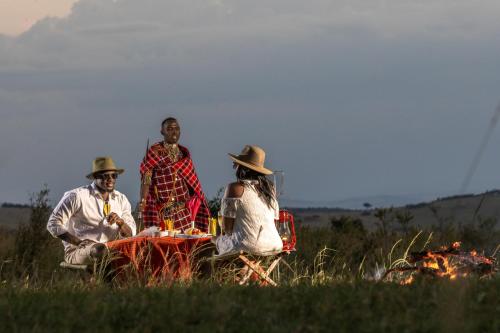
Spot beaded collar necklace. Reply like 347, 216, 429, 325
163, 142, 180, 162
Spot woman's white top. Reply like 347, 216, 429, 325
216, 180, 283, 256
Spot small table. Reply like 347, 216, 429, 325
106, 235, 213, 281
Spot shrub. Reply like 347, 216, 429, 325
207, 187, 224, 217
330, 215, 366, 235
14, 186, 56, 269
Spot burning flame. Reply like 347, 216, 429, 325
422, 253, 459, 280
401, 275, 414, 285
419, 242, 468, 280
390, 241, 496, 284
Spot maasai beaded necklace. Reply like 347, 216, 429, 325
163, 142, 180, 163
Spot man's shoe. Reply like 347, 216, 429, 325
89, 243, 107, 260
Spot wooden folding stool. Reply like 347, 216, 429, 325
236, 251, 287, 286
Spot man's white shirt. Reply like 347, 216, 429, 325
47, 182, 137, 252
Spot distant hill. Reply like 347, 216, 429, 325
0, 206, 30, 229
289, 190, 500, 230
279, 193, 440, 210
1, 203, 30, 209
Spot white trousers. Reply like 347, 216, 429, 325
64, 242, 100, 265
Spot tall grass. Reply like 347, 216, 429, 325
1, 192, 499, 289
0, 189, 499, 332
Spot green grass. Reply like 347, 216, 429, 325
1, 189, 499, 333
1, 279, 499, 333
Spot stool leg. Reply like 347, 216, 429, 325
265, 257, 282, 277
237, 257, 262, 285
238, 265, 254, 285
238, 255, 278, 287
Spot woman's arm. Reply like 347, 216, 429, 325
221, 217, 235, 235
221, 182, 244, 235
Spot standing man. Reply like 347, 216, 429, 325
47, 157, 136, 265
140, 117, 210, 232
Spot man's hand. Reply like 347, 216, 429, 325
107, 212, 124, 226
107, 212, 133, 238
78, 239, 97, 248
136, 199, 146, 221
138, 198, 147, 213
58, 232, 84, 246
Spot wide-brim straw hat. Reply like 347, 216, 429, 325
86, 156, 125, 179
228, 145, 273, 175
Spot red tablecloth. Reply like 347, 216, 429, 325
106, 236, 213, 281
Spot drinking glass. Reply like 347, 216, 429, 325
272, 170, 285, 199
217, 211, 224, 235
208, 218, 217, 235
165, 219, 174, 231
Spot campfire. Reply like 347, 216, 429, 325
383, 242, 497, 284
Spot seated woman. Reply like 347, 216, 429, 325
215, 145, 283, 256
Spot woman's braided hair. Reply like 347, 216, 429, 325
236, 166, 276, 209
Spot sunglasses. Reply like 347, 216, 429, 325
95, 173, 118, 180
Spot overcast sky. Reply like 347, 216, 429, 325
1, 0, 500, 207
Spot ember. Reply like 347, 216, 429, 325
383, 242, 497, 284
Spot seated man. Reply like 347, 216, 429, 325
47, 157, 136, 265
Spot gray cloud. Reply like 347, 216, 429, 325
1, 0, 500, 205
2, 0, 500, 70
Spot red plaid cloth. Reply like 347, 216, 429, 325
140, 143, 210, 231
107, 236, 213, 281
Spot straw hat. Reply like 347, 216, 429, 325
86, 156, 125, 179
228, 145, 273, 175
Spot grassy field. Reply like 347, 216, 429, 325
1, 190, 499, 333
1, 280, 499, 333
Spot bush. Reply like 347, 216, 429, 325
14, 186, 60, 274
330, 215, 366, 235
207, 187, 224, 217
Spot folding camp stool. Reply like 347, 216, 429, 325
59, 259, 113, 283
59, 261, 94, 282
59, 261, 89, 271
209, 250, 282, 286
236, 251, 290, 286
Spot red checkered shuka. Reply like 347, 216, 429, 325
140, 143, 210, 231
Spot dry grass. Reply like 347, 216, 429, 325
0, 188, 499, 332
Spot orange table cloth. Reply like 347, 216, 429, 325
106, 236, 213, 281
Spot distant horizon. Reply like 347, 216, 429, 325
3, 186, 499, 211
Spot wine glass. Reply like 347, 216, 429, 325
272, 170, 285, 199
